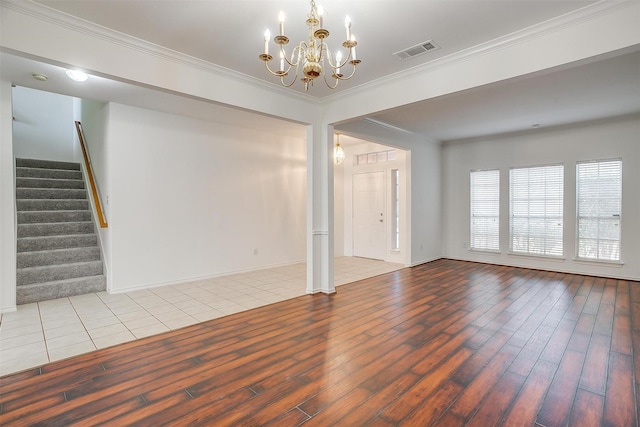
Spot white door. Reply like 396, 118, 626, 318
353, 171, 386, 260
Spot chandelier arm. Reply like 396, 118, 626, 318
320, 55, 340, 89
280, 73, 298, 88
283, 60, 303, 87
282, 44, 304, 68
322, 70, 341, 89
337, 49, 354, 69
274, 48, 295, 76
263, 60, 299, 87
335, 62, 359, 80
324, 45, 352, 70
263, 60, 286, 77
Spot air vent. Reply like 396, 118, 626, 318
393, 40, 440, 61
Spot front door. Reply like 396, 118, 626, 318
353, 171, 385, 260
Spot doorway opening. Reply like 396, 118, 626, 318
333, 136, 409, 266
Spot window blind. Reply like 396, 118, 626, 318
509, 164, 564, 257
577, 159, 622, 261
470, 169, 500, 252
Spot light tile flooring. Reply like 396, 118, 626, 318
0, 257, 403, 377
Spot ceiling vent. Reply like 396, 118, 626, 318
393, 40, 440, 60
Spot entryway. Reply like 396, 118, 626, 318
333, 135, 409, 266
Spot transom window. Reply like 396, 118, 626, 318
356, 150, 396, 165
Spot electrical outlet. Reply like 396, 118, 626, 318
253, 248, 258, 255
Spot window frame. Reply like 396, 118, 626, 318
391, 169, 400, 251
509, 163, 564, 258
575, 158, 622, 263
470, 168, 500, 253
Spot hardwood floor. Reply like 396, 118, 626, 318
1, 259, 638, 426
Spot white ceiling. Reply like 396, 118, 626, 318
3, 0, 640, 143
34, 0, 600, 98
369, 49, 640, 141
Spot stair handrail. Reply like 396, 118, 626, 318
74, 121, 108, 228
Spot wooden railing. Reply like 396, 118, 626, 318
74, 121, 108, 228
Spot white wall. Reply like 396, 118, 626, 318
105, 103, 307, 292
407, 140, 441, 266
78, 99, 111, 284
442, 115, 640, 281
333, 156, 344, 257
12, 86, 75, 162
0, 80, 16, 312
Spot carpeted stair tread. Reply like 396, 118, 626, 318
17, 246, 101, 268
15, 158, 106, 304
18, 221, 95, 238
16, 177, 85, 189
17, 260, 104, 286
16, 158, 81, 170
17, 275, 106, 305
17, 188, 87, 199
17, 199, 89, 211
16, 167, 83, 180
18, 234, 98, 252
18, 210, 92, 224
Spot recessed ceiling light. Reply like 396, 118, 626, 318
66, 69, 88, 82
32, 73, 48, 82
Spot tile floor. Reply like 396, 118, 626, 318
0, 257, 403, 377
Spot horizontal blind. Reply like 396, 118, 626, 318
510, 164, 564, 256
577, 159, 622, 261
470, 169, 500, 252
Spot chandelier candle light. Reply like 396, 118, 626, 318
259, 0, 361, 91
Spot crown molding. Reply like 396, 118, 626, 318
0, 0, 319, 105
323, 0, 638, 105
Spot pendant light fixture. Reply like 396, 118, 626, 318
260, 0, 361, 92
334, 134, 345, 165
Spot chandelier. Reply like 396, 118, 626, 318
259, 0, 361, 91
334, 134, 345, 165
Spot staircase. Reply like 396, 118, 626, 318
16, 158, 106, 305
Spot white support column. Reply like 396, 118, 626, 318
0, 80, 17, 312
306, 123, 335, 294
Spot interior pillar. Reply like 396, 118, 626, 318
306, 123, 335, 294
0, 80, 17, 312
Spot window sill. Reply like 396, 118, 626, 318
507, 252, 565, 262
468, 249, 501, 255
573, 258, 624, 267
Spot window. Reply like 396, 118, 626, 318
576, 159, 622, 262
470, 169, 500, 252
510, 164, 564, 257
391, 169, 400, 250
356, 150, 396, 165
